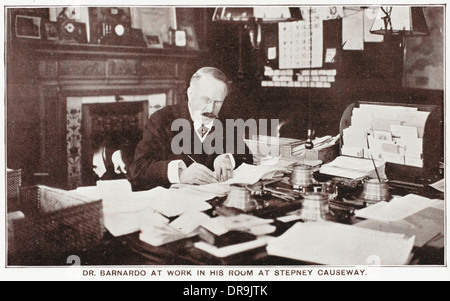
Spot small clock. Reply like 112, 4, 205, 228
98, 7, 132, 45
57, 7, 87, 44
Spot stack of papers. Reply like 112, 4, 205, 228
341, 103, 429, 167
266, 221, 415, 265
319, 155, 386, 180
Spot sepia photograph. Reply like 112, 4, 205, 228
1, 0, 448, 285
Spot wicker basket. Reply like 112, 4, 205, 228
9, 185, 104, 257
7, 168, 22, 200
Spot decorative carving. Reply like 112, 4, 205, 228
38, 60, 58, 79
66, 98, 83, 189
107, 59, 137, 77
58, 60, 106, 77
138, 59, 176, 77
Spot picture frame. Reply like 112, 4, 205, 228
144, 34, 163, 49
59, 20, 88, 44
15, 15, 42, 39
179, 25, 199, 50
44, 21, 58, 41
130, 7, 176, 45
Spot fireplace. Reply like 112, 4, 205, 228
24, 42, 200, 189
66, 94, 167, 187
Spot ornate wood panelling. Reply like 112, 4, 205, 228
9, 40, 201, 189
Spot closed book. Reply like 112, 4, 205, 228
198, 227, 257, 248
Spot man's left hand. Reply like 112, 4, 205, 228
214, 155, 233, 182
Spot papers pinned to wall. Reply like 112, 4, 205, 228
342, 8, 364, 50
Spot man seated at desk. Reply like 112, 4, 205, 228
129, 67, 253, 191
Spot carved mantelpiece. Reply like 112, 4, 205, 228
9, 40, 201, 189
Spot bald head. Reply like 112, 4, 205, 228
189, 67, 230, 96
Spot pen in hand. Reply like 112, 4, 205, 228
187, 155, 219, 182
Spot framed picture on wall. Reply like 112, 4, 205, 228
8, 8, 49, 40
15, 15, 42, 39
130, 7, 176, 45
44, 21, 58, 40
144, 34, 163, 48
179, 25, 198, 50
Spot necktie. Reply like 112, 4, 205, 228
198, 124, 208, 138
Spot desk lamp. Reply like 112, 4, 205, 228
369, 6, 429, 48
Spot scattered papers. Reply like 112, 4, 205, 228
355, 194, 443, 222
201, 214, 275, 237
139, 211, 197, 247
169, 210, 211, 235
319, 155, 386, 180
94, 179, 216, 237
266, 221, 415, 265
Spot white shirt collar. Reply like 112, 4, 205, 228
188, 102, 214, 141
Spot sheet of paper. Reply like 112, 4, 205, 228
202, 214, 274, 236
355, 194, 443, 222
325, 48, 336, 63
342, 10, 364, 50
390, 124, 418, 140
319, 156, 385, 180
139, 211, 196, 247
266, 221, 415, 265
356, 205, 444, 247
70, 185, 102, 201
222, 163, 287, 185
430, 178, 445, 193
132, 186, 213, 217
169, 210, 211, 235
363, 7, 384, 42
95, 180, 157, 236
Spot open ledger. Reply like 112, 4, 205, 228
266, 221, 415, 265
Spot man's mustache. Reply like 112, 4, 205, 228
202, 112, 218, 119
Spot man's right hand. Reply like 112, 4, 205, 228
179, 162, 218, 185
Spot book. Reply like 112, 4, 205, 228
198, 227, 257, 248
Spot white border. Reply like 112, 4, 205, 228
1, 0, 449, 282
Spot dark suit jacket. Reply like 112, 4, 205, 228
129, 101, 253, 191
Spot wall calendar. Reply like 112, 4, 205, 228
278, 8, 323, 69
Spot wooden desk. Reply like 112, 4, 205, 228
8, 182, 444, 266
